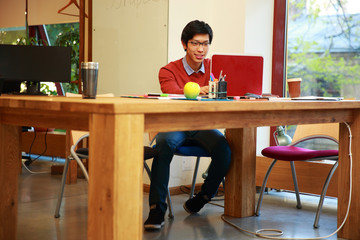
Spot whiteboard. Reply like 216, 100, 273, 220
93, 0, 168, 96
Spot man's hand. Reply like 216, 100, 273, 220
200, 86, 209, 95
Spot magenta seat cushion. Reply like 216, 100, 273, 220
261, 146, 338, 161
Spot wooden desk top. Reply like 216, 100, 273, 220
0, 95, 359, 114
0, 96, 359, 132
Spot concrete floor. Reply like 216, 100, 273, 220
17, 160, 346, 240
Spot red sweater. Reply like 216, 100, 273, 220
159, 58, 211, 94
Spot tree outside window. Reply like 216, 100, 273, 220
287, 0, 360, 98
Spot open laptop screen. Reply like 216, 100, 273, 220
210, 54, 264, 96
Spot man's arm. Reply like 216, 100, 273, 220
159, 68, 184, 94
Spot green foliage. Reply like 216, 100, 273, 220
287, 0, 360, 98
0, 28, 26, 44
16, 37, 48, 46
40, 83, 57, 96
287, 50, 359, 96
47, 23, 80, 94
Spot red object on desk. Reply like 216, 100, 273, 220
211, 54, 264, 96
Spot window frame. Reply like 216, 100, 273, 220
270, 0, 288, 146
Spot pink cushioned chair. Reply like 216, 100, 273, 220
255, 123, 339, 228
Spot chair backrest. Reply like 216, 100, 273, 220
71, 130, 89, 145
148, 132, 158, 146
291, 123, 339, 143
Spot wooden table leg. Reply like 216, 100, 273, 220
224, 127, 257, 217
0, 124, 21, 240
87, 113, 144, 240
338, 117, 360, 239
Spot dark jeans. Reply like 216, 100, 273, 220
149, 130, 231, 213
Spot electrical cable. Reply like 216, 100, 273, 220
21, 159, 50, 174
219, 122, 353, 240
26, 128, 49, 164
22, 128, 50, 174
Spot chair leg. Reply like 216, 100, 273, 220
144, 161, 152, 178
290, 161, 302, 209
313, 161, 338, 228
70, 150, 89, 181
189, 157, 201, 199
255, 159, 277, 216
166, 190, 174, 219
144, 161, 174, 219
54, 156, 71, 218
221, 178, 225, 190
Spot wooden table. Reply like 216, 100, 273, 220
0, 96, 359, 240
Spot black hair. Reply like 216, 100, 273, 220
181, 20, 213, 46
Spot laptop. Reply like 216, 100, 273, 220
210, 53, 264, 96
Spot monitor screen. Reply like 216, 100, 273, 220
0, 44, 71, 94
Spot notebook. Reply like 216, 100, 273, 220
210, 53, 264, 96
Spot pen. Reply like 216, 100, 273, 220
210, 73, 215, 81
222, 75, 226, 81
147, 93, 169, 97
219, 70, 223, 81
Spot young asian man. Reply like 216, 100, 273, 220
144, 20, 231, 231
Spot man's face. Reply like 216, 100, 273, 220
182, 34, 210, 67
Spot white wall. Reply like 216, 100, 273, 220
93, 0, 168, 96
245, 0, 274, 155
168, 0, 246, 62
0, 0, 80, 28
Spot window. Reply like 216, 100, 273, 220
271, 0, 359, 146
0, 23, 79, 94
0, 27, 26, 44
46, 23, 80, 93
287, 0, 360, 98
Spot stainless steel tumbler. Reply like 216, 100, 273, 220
81, 62, 99, 99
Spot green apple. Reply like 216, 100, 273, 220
184, 82, 200, 99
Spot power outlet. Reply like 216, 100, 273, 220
182, 159, 193, 171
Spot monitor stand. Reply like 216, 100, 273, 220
21, 82, 47, 95
0, 80, 21, 95
0, 80, 47, 96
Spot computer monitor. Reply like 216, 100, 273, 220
211, 53, 264, 96
0, 44, 71, 95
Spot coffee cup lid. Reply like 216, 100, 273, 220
287, 78, 302, 82
81, 62, 99, 69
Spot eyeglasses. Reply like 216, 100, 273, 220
189, 41, 210, 48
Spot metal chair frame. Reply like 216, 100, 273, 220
54, 134, 175, 219
55, 133, 89, 218
256, 133, 338, 228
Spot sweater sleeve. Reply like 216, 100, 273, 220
158, 67, 184, 94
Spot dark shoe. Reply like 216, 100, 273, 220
183, 192, 210, 214
144, 205, 165, 231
